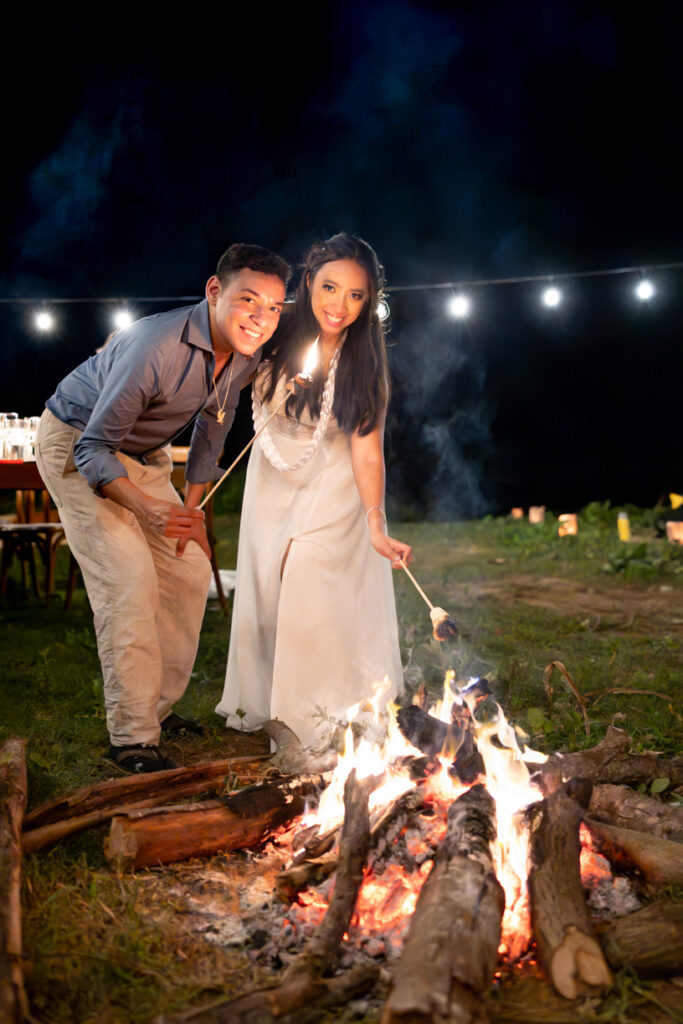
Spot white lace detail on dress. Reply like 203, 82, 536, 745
253, 346, 343, 472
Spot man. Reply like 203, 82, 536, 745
35, 244, 290, 773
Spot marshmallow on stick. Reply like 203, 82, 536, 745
400, 562, 458, 642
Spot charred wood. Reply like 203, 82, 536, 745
585, 817, 683, 886
382, 784, 505, 1024
178, 771, 376, 1024
588, 784, 683, 842
527, 778, 613, 1000
23, 755, 267, 832
532, 724, 683, 795
396, 705, 485, 783
0, 738, 29, 1024
163, 963, 379, 1024
598, 899, 683, 976
105, 787, 305, 870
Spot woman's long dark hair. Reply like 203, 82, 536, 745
262, 233, 389, 435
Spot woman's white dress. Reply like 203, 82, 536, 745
215, 370, 403, 751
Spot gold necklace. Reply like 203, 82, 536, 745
213, 354, 235, 425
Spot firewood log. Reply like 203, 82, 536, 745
396, 705, 485, 783
263, 720, 337, 775
598, 899, 683, 976
588, 784, 683, 842
527, 778, 613, 1000
382, 784, 505, 1024
532, 724, 683, 794
172, 770, 378, 1024
1, 738, 29, 1024
585, 817, 683, 886
104, 786, 305, 870
23, 754, 267, 832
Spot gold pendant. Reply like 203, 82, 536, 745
217, 410, 225, 425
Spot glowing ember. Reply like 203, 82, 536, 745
353, 862, 430, 942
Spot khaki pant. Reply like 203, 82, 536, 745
35, 409, 212, 746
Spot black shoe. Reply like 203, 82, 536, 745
160, 712, 205, 736
108, 743, 180, 774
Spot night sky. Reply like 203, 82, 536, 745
2, 2, 681, 516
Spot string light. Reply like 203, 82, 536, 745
447, 295, 471, 319
34, 311, 55, 332
377, 299, 390, 321
113, 310, 134, 329
541, 286, 562, 308
635, 279, 655, 301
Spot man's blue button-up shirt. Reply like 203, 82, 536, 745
46, 299, 257, 490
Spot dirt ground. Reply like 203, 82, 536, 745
451, 575, 683, 638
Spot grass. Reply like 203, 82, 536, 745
1, 504, 682, 1022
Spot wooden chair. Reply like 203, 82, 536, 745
0, 483, 78, 608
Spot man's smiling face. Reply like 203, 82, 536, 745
206, 268, 285, 358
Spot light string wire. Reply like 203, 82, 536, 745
1, 260, 682, 304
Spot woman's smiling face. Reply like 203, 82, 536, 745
308, 258, 369, 341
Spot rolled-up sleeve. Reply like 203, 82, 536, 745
74, 342, 164, 489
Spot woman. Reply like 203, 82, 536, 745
216, 233, 411, 751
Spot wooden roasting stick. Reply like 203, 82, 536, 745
0, 738, 30, 1024
172, 770, 379, 1024
198, 364, 316, 512
527, 777, 613, 1000
382, 784, 504, 1024
399, 562, 458, 641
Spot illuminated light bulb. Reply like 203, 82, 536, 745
34, 311, 55, 332
541, 286, 562, 308
376, 299, 390, 321
113, 310, 134, 329
447, 294, 471, 319
635, 279, 654, 301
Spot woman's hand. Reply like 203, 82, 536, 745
368, 522, 412, 567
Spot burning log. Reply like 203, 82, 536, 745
105, 783, 306, 870
1, 738, 29, 1024
23, 754, 267, 833
598, 898, 683, 976
382, 784, 505, 1024
277, 787, 426, 902
584, 817, 683, 886
177, 770, 378, 1024
527, 778, 613, 1000
589, 784, 683, 842
533, 723, 683, 794
396, 702, 485, 784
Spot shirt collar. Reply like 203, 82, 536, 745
185, 299, 252, 374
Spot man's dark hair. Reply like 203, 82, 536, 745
216, 244, 291, 288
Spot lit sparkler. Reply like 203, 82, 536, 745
199, 338, 319, 509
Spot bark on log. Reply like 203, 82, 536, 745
23, 755, 267, 832
585, 817, 683, 886
527, 778, 613, 1000
598, 899, 683, 976
162, 963, 378, 1024
1, 738, 29, 1024
382, 784, 505, 1024
532, 724, 683, 795
589, 784, 683, 842
176, 770, 377, 1024
105, 786, 305, 870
